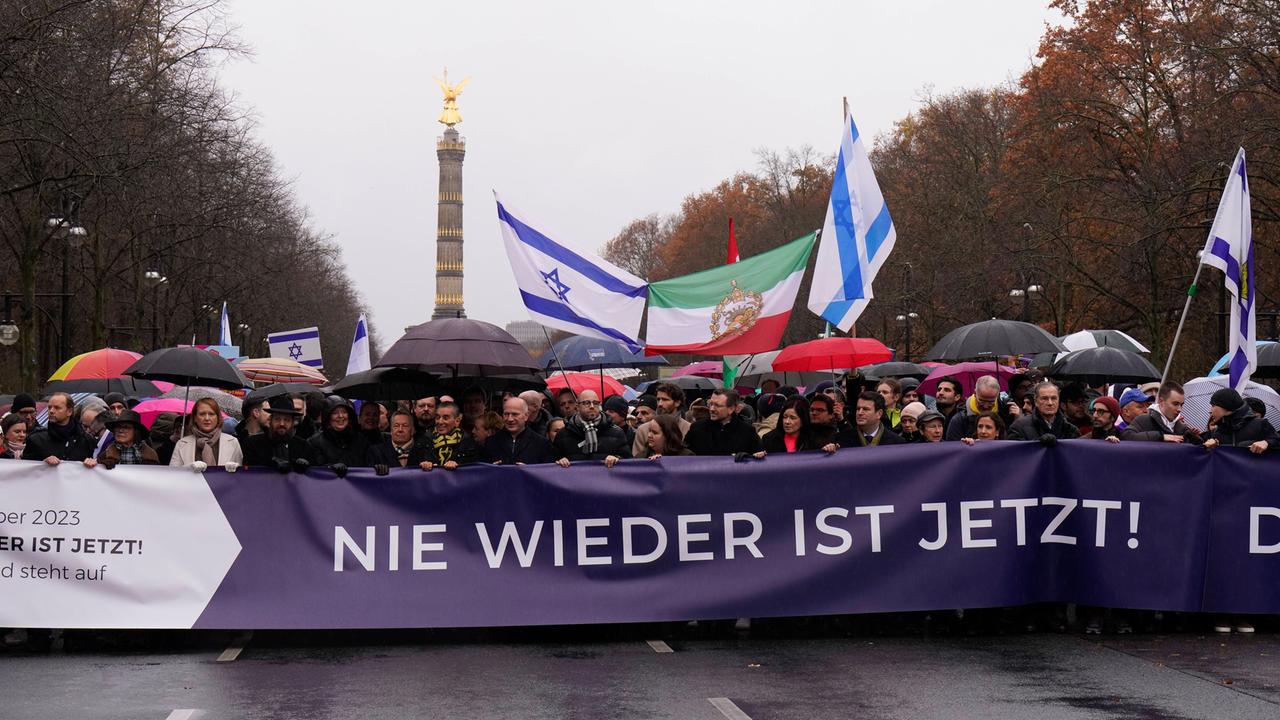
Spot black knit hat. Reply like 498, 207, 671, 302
601, 395, 629, 417
11, 393, 35, 413
1210, 387, 1245, 411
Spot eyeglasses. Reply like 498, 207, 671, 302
1090, 408, 1111, 416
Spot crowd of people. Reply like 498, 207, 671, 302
2, 367, 1277, 642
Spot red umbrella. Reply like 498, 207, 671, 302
916, 362, 1021, 397
772, 337, 893, 372
545, 371, 626, 398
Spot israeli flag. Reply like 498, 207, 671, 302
1201, 148, 1255, 390
495, 193, 648, 351
218, 302, 232, 346
807, 111, 896, 332
268, 326, 323, 368
345, 313, 371, 376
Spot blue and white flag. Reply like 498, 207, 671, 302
1201, 147, 1255, 390
495, 193, 648, 351
268, 326, 323, 368
218, 302, 232, 346
345, 313, 371, 376
807, 111, 896, 332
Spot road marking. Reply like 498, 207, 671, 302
216, 631, 253, 662
708, 697, 752, 720
165, 710, 202, 720
646, 639, 674, 653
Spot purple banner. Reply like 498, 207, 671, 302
192, 442, 1277, 629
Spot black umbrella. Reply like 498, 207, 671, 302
43, 377, 165, 398
925, 319, 1067, 360
246, 382, 328, 404
858, 361, 933, 380
540, 336, 666, 371
330, 368, 441, 401
1048, 347, 1161, 385
376, 318, 540, 377
124, 347, 247, 390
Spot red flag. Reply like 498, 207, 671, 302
727, 217, 740, 264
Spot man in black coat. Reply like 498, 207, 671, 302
421, 401, 481, 469
483, 396, 555, 465
1122, 381, 1199, 444
1203, 388, 1278, 453
1006, 382, 1081, 441
367, 410, 431, 471
829, 391, 905, 449
307, 399, 371, 472
22, 392, 96, 463
553, 390, 631, 467
242, 395, 312, 471
685, 389, 764, 456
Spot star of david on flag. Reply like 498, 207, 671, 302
496, 193, 648, 351
267, 327, 324, 368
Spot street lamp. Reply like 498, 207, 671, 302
1009, 283, 1042, 321
45, 212, 87, 365
896, 311, 920, 361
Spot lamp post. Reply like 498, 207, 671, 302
237, 323, 250, 352
45, 212, 86, 365
144, 269, 166, 349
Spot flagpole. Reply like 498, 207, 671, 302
1161, 257, 1208, 385
540, 326, 578, 402
841, 96, 857, 339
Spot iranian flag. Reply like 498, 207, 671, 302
644, 233, 815, 356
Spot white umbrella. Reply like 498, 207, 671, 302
1060, 329, 1150, 353
1181, 375, 1280, 432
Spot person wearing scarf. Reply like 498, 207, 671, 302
172, 397, 245, 470
827, 391, 905, 451
1, 413, 27, 459
1006, 382, 1081, 441
22, 392, 96, 464
98, 410, 160, 467
553, 390, 631, 467
419, 401, 479, 470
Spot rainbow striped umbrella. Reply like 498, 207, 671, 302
235, 357, 328, 386
48, 348, 142, 382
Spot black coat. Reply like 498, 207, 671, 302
307, 428, 372, 467
366, 439, 431, 468
684, 415, 764, 456
482, 429, 555, 465
833, 425, 905, 448
241, 433, 311, 466
1121, 409, 1196, 442
552, 417, 632, 461
22, 423, 96, 462
1007, 412, 1081, 441
1205, 407, 1279, 449
761, 427, 830, 453
421, 431, 482, 466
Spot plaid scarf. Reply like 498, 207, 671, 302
113, 443, 143, 465
568, 413, 605, 454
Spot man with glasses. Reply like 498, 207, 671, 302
553, 390, 630, 467
685, 389, 764, 457
806, 395, 841, 445
945, 375, 1014, 441
1085, 395, 1122, 442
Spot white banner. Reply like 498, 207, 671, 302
0, 462, 240, 629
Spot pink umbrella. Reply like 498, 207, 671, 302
672, 360, 723, 379
132, 398, 226, 429
916, 363, 1021, 397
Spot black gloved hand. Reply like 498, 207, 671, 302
1038, 433, 1058, 447
374, 463, 390, 477
273, 457, 291, 474
331, 463, 348, 479
293, 458, 311, 473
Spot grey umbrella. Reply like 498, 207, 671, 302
160, 386, 244, 420
331, 368, 441, 401
926, 319, 1067, 360
376, 318, 540, 378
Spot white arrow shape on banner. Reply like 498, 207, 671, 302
0, 461, 241, 629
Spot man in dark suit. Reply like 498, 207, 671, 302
483, 396, 554, 465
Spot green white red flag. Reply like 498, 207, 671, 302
644, 233, 815, 356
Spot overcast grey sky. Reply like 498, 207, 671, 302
221, 1, 1063, 349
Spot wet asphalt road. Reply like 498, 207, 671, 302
3, 629, 1280, 719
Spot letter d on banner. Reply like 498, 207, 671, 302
1250, 507, 1280, 554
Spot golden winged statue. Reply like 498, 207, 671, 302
434, 68, 471, 127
